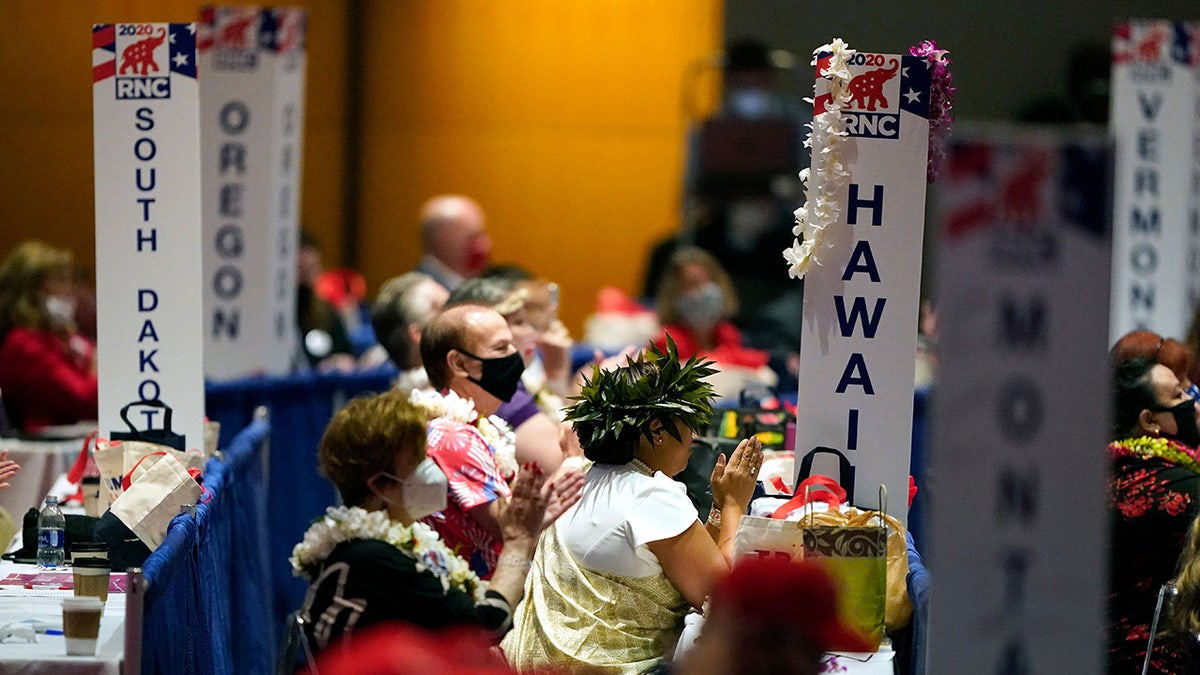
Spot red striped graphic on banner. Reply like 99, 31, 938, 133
93, 60, 116, 82
93, 24, 116, 83
92, 24, 114, 49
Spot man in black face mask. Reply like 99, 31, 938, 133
432, 304, 525, 410
418, 304, 583, 580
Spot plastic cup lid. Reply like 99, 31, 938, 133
72, 542, 109, 552
62, 596, 103, 610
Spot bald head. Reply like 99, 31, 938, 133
418, 195, 492, 279
421, 304, 513, 392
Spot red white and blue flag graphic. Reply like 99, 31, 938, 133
813, 52, 931, 139
92, 23, 196, 97
260, 8, 306, 54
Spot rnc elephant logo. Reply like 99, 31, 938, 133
114, 24, 172, 99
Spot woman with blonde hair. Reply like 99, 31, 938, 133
0, 241, 97, 432
1165, 516, 1200, 672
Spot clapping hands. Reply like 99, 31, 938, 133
499, 462, 585, 545
0, 450, 19, 491
710, 436, 762, 512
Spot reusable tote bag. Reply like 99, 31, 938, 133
801, 487, 889, 651
108, 452, 202, 550
109, 399, 186, 451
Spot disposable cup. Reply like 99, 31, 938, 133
62, 596, 103, 656
81, 476, 103, 517
73, 557, 112, 603
71, 541, 109, 563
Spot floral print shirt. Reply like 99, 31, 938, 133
421, 417, 511, 579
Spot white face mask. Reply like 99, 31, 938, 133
380, 458, 447, 520
43, 295, 76, 325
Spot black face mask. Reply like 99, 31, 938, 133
1156, 399, 1200, 449
459, 349, 524, 402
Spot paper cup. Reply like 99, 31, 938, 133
82, 476, 103, 517
62, 596, 103, 656
73, 558, 112, 603
71, 541, 109, 563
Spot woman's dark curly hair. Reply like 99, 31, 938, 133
565, 336, 717, 464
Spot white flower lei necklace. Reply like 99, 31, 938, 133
290, 505, 485, 601
409, 388, 518, 478
784, 38, 855, 280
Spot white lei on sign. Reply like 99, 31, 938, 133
784, 38, 856, 280
290, 506, 485, 601
409, 388, 519, 478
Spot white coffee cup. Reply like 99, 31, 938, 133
62, 596, 103, 656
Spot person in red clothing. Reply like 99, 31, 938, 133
652, 247, 775, 396
0, 241, 98, 433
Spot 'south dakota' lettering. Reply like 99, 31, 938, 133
135, 288, 162, 426
132, 107, 162, 427
133, 107, 159, 253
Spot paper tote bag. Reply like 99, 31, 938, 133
109, 452, 202, 550
802, 522, 887, 651
93, 440, 127, 505
119, 442, 194, 487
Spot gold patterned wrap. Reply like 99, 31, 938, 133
501, 523, 689, 673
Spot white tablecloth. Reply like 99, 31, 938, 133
0, 560, 124, 675
0, 436, 87, 521
675, 610, 896, 674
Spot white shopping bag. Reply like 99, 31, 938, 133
93, 439, 126, 506
109, 452, 202, 550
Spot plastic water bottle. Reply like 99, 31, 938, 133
36, 496, 66, 569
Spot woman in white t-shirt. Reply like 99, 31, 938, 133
501, 337, 762, 673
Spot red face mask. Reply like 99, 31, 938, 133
465, 237, 491, 276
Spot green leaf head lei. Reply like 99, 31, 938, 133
564, 335, 718, 464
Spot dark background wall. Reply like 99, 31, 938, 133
725, 1, 1198, 122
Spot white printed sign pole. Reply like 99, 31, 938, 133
93, 23, 205, 449
199, 5, 306, 378
199, 5, 273, 379
929, 129, 1110, 674
265, 7, 306, 372
789, 44, 931, 523
1109, 20, 1198, 340
1189, 22, 1200, 330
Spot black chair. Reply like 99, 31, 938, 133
1143, 581, 1179, 675
276, 610, 320, 675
